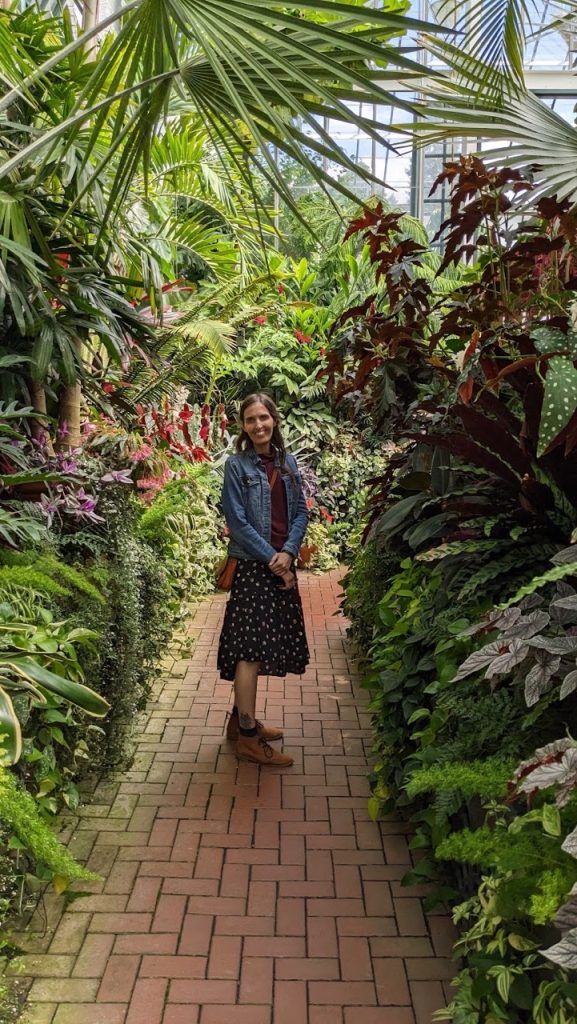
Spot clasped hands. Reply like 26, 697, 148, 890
268, 551, 295, 589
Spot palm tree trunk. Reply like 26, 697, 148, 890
54, 2, 99, 451
30, 381, 55, 456
82, 1, 99, 33
56, 338, 83, 450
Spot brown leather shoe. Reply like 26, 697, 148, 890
226, 714, 283, 743
236, 735, 293, 767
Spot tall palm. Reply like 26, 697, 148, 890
409, 0, 577, 204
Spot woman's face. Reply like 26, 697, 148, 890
242, 401, 276, 449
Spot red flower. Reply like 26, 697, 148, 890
254, 315, 267, 325
277, 283, 284, 294
319, 506, 334, 524
102, 382, 115, 394
199, 424, 210, 442
294, 330, 312, 344
319, 346, 326, 356
306, 497, 315, 510
179, 404, 193, 422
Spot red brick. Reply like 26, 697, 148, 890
339, 937, 372, 981
274, 980, 307, 1024
214, 916, 274, 937
226, 849, 277, 865
127, 876, 162, 912
280, 835, 305, 865
126, 978, 168, 1024
248, 940, 296, 963
306, 850, 333, 882
309, 981, 377, 1005
194, 848, 224, 879
178, 916, 214, 956
343, 1011, 414, 1024
201, 1009, 271, 1024
219, 863, 249, 898
362, 880, 393, 917
338, 917, 397, 938
307, 918, 338, 958
207, 935, 241, 980
163, 1007, 200, 1024
410, 980, 446, 1023
309, 1010, 344, 1024
308, 899, 364, 917
405, 958, 456, 981
276, 898, 305, 936
251, 865, 303, 882
115, 934, 178, 955
152, 895, 187, 933
276, 958, 339, 980
140, 956, 206, 978
334, 865, 362, 899
97, 955, 139, 1002
394, 898, 428, 936
370, 938, 433, 958
374, 959, 411, 1005
239, 956, 273, 1003
248, 881, 276, 917
186, 896, 245, 916
169, 980, 236, 1003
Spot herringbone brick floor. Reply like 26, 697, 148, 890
11, 570, 456, 1024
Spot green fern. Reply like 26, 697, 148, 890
0, 767, 99, 883
406, 757, 515, 802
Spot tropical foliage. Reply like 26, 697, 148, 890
340, 157, 577, 1021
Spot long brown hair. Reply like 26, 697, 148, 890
236, 393, 295, 485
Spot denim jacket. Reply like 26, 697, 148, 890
222, 449, 309, 564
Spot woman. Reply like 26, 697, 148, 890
218, 393, 310, 766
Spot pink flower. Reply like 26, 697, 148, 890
128, 443, 154, 462
254, 315, 267, 325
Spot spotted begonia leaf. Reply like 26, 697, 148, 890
532, 327, 577, 357
538, 356, 577, 457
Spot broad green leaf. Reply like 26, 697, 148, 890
0, 689, 22, 766
4, 658, 109, 718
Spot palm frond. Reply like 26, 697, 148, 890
406, 40, 577, 205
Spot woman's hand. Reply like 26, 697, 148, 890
278, 570, 296, 590
269, 552, 293, 576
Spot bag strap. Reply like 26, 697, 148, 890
269, 467, 279, 491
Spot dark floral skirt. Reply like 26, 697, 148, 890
217, 560, 310, 681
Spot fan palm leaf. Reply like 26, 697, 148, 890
407, 37, 577, 205
0, 0, 445, 223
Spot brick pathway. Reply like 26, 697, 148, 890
12, 569, 456, 1024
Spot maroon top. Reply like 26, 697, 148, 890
260, 452, 288, 551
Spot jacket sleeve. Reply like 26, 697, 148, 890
282, 457, 309, 559
221, 457, 277, 564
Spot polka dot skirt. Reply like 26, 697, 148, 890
217, 560, 310, 681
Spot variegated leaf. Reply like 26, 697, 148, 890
542, 927, 577, 969
524, 654, 560, 707
560, 670, 577, 701
561, 826, 577, 859
485, 639, 530, 680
